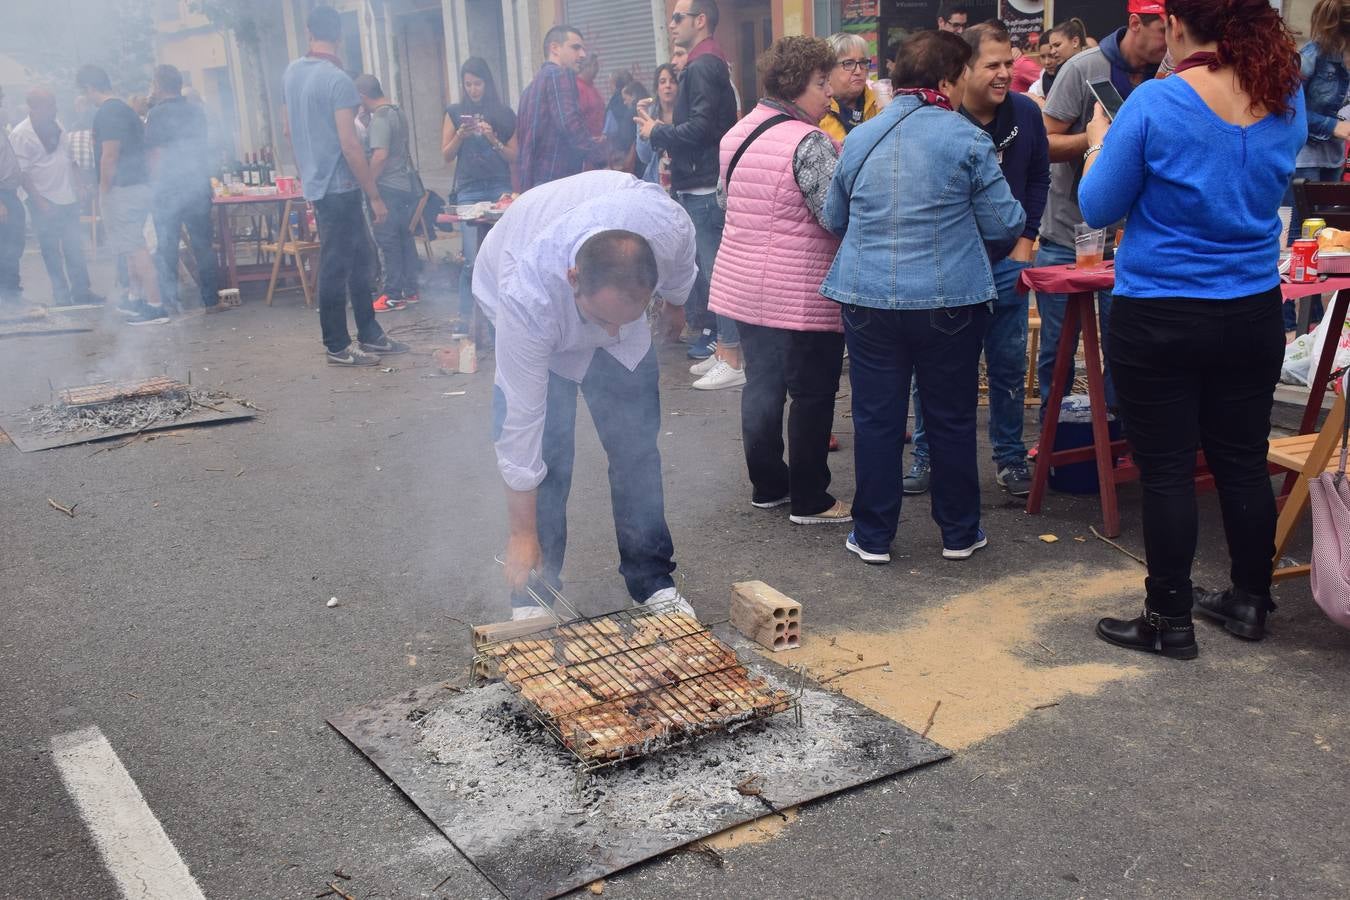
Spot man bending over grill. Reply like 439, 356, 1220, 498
475, 170, 696, 620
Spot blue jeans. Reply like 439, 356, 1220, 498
0, 189, 25, 301
844, 302, 989, 553
913, 257, 1030, 469
1035, 239, 1114, 416
677, 191, 739, 345
457, 181, 511, 319
312, 189, 384, 354
528, 346, 676, 603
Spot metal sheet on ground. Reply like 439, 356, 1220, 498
0, 402, 256, 452
330, 656, 950, 900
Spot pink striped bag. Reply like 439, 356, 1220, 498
1308, 373, 1350, 629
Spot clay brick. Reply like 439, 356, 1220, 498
730, 581, 801, 652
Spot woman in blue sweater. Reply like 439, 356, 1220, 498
1079, 0, 1305, 659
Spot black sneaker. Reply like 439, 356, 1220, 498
903, 459, 931, 495
327, 344, 382, 366
358, 336, 410, 355
996, 462, 1033, 497
125, 304, 170, 326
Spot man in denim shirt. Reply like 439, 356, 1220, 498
907, 23, 1049, 499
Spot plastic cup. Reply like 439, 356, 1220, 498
1074, 223, 1106, 269
873, 78, 893, 109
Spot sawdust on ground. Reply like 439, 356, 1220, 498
706, 565, 1148, 850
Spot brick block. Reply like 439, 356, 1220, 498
730, 581, 801, 652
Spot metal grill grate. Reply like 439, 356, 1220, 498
474, 600, 801, 772
58, 376, 186, 407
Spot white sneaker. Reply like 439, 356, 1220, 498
511, 605, 552, 621
690, 353, 720, 376
638, 587, 697, 618
692, 360, 746, 390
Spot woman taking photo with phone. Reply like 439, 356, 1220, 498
1079, 0, 1304, 658
442, 57, 516, 323
636, 64, 679, 188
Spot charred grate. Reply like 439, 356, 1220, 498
58, 376, 186, 407
474, 600, 802, 771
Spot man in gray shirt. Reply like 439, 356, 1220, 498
355, 74, 420, 311
283, 5, 407, 366
1035, 5, 1166, 414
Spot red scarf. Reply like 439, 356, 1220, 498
306, 50, 343, 68
895, 87, 954, 112
1171, 51, 1220, 75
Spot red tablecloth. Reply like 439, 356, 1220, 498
1017, 262, 1114, 296
1019, 262, 1350, 301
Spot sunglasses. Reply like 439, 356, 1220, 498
837, 59, 868, 72
670, 11, 700, 23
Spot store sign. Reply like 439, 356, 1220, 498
999, 0, 1045, 48
843, 0, 881, 16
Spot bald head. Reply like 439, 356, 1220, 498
26, 87, 57, 124
568, 230, 660, 336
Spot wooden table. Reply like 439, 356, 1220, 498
212, 191, 305, 290
1017, 264, 1350, 538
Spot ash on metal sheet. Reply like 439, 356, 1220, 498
414, 677, 877, 840
24, 389, 236, 435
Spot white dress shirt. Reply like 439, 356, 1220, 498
473, 170, 697, 492
10, 119, 78, 205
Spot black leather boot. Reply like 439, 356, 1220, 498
1193, 586, 1275, 641
1096, 608, 1199, 659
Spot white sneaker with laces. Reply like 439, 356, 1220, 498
690, 352, 720, 376
639, 587, 697, 618
692, 360, 746, 390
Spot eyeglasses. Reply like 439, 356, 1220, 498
670, 11, 698, 24
837, 59, 868, 72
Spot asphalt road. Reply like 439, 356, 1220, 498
2, 270, 1348, 900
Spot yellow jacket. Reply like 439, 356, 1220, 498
818, 85, 880, 141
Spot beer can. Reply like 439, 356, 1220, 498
1302, 218, 1327, 239
1291, 238, 1320, 282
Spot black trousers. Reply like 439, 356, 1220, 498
371, 185, 420, 299
312, 190, 383, 354
1108, 291, 1285, 614
0, 189, 24, 301
738, 322, 846, 516
30, 200, 92, 304
154, 188, 219, 309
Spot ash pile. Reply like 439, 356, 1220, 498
25, 376, 238, 435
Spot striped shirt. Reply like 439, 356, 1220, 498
515, 62, 609, 192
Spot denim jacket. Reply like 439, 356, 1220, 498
1300, 42, 1350, 144
820, 96, 1025, 310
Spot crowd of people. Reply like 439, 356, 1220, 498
0, 2, 1333, 653
472, 0, 1325, 659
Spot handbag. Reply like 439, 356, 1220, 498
1308, 370, 1350, 628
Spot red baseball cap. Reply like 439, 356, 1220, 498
1128, 0, 1165, 13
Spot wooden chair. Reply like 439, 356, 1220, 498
1270, 387, 1347, 582
261, 199, 320, 307
410, 190, 437, 261
1026, 304, 1041, 404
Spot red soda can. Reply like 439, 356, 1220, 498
1291, 238, 1320, 283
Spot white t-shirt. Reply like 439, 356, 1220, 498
10, 118, 78, 205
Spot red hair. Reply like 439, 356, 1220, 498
1165, 0, 1301, 116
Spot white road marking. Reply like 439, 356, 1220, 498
51, 726, 206, 900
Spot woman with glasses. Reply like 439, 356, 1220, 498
820, 33, 879, 141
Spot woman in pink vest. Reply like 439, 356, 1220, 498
707, 36, 851, 525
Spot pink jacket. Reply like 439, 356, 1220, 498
708, 103, 842, 333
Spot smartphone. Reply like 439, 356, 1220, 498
1086, 79, 1126, 122
459, 114, 478, 132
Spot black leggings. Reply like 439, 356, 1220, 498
1107, 291, 1285, 615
